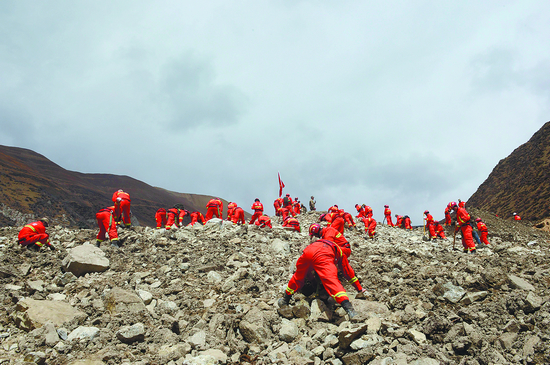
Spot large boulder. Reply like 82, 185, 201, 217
62, 244, 110, 276
14, 299, 86, 331
104, 287, 147, 314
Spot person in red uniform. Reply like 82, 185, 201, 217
112, 189, 131, 227
458, 199, 465, 209
282, 216, 300, 232
249, 199, 263, 225
278, 239, 367, 318
256, 214, 272, 228
18, 218, 54, 250
383, 205, 393, 227
449, 202, 476, 253
342, 211, 356, 228
434, 221, 446, 239
293, 199, 301, 216
513, 213, 521, 221
328, 205, 339, 214
155, 208, 167, 229
273, 198, 283, 217
355, 204, 366, 219
309, 223, 351, 257
363, 217, 377, 238
227, 202, 237, 220
166, 206, 188, 229
364, 206, 373, 219
424, 210, 436, 240
188, 211, 206, 226
403, 215, 412, 230
281, 194, 295, 218
205, 198, 223, 221
231, 206, 246, 225
96, 207, 120, 247
476, 218, 490, 245
444, 206, 452, 226
395, 215, 403, 228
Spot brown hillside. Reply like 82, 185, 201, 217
0, 145, 226, 227
467, 121, 550, 221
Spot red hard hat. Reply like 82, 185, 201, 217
309, 223, 321, 237
448, 201, 457, 209
475, 218, 482, 222
384, 205, 389, 208
424, 210, 429, 214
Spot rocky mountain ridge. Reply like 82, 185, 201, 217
0, 210, 549, 364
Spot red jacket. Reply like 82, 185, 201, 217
477, 222, 488, 232
283, 217, 300, 232
322, 226, 349, 251
256, 215, 272, 228
455, 207, 471, 230
18, 221, 48, 240
112, 191, 130, 202
251, 201, 263, 212
425, 213, 434, 225
384, 208, 391, 217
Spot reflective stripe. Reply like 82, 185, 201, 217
349, 277, 358, 284
35, 241, 44, 247
333, 292, 347, 299
25, 224, 37, 233
286, 286, 295, 295
336, 233, 341, 238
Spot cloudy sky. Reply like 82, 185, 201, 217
1, 1, 549, 225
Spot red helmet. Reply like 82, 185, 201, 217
309, 223, 321, 237
384, 205, 389, 208
475, 218, 482, 222
424, 210, 429, 214
448, 201, 457, 209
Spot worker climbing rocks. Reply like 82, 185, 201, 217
364, 206, 373, 219
278, 239, 367, 319
434, 221, 446, 239
231, 206, 246, 225
384, 205, 393, 227
476, 218, 490, 246
449, 201, 476, 254
112, 189, 131, 227
18, 218, 54, 250
166, 206, 188, 229
188, 211, 206, 226
96, 207, 119, 247
513, 213, 521, 221
274, 197, 283, 216
205, 198, 223, 221
227, 202, 237, 220
256, 214, 272, 228
342, 211, 356, 229
282, 216, 300, 232
155, 208, 167, 229
328, 205, 339, 214
444, 206, 452, 226
249, 199, 264, 225
403, 215, 412, 230
355, 204, 366, 219
395, 214, 403, 228
424, 210, 436, 240
363, 217, 377, 239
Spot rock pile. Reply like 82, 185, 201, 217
0, 211, 549, 364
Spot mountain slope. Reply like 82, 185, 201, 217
467, 121, 550, 221
0, 145, 224, 227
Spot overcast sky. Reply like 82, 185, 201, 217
1, 1, 549, 225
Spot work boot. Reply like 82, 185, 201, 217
111, 241, 120, 248
278, 294, 291, 307
470, 249, 477, 254
341, 300, 357, 319
96, 240, 101, 248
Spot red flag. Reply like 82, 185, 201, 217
278, 172, 285, 197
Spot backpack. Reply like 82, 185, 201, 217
283, 196, 291, 206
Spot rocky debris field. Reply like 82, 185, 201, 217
0, 211, 549, 365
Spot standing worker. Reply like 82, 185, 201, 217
424, 210, 436, 240
278, 239, 367, 318
449, 201, 476, 254
476, 218, 490, 246
96, 207, 119, 247
18, 218, 54, 250
293, 198, 301, 216
444, 205, 452, 226
383, 205, 393, 226
205, 198, 223, 221
249, 199, 264, 225
112, 189, 131, 227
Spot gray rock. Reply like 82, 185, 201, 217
116, 323, 145, 343
62, 244, 110, 276
508, 274, 535, 291
136, 289, 153, 305
279, 318, 299, 342
310, 299, 332, 322
27, 280, 44, 292
460, 291, 488, 305
366, 316, 382, 334
43, 321, 60, 347
338, 323, 368, 349
522, 335, 540, 358
523, 292, 543, 313
340, 347, 375, 365
408, 329, 426, 344
23, 352, 46, 365
293, 299, 311, 319
55, 272, 77, 286
271, 238, 290, 255
67, 326, 100, 342
14, 299, 86, 331
206, 270, 222, 284
441, 282, 466, 303
189, 330, 206, 348
499, 332, 517, 349
199, 349, 228, 364
104, 287, 147, 314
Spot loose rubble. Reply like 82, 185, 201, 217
0, 211, 549, 364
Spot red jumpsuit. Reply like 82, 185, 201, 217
155, 208, 167, 229
328, 205, 339, 214
343, 212, 355, 228
227, 202, 237, 220
322, 226, 351, 258
384, 207, 393, 227
293, 201, 301, 216
18, 221, 51, 248
188, 211, 205, 226
403, 216, 412, 230
112, 191, 131, 227
274, 198, 283, 216
205, 199, 223, 221
249, 201, 264, 225
364, 206, 373, 219
330, 216, 345, 234
434, 223, 446, 239
363, 217, 377, 238
425, 213, 435, 239
459, 201, 466, 209
444, 207, 452, 226
256, 215, 272, 228
96, 207, 119, 243
166, 208, 181, 229
285, 239, 363, 304
477, 222, 490, 245
231, 207, 246, 224
395, 215, 403, 228
455, 207, 475, 252
283, 217, 300, 232
355, 205, 366, 219
514, 215, 521, 221
281, 195, 295, 219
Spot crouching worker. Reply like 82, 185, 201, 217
96, 206, 120, 247
18, 218, 54, 250
278, 239, 367, 318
